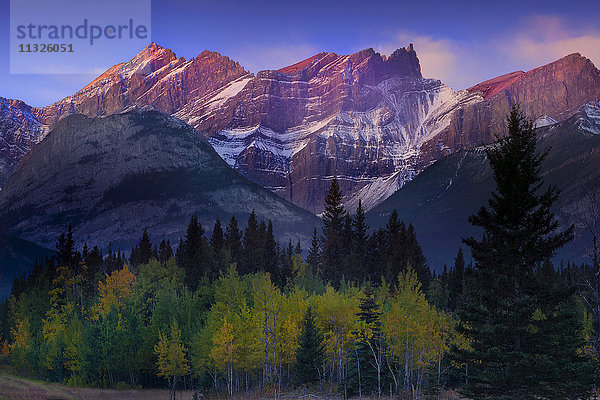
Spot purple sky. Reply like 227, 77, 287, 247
1, 0, 599, 107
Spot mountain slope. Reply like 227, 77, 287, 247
367, 102, 600, 267
205, 45, 477, 213
0, 97, 48, 187
0, 110, 319, 251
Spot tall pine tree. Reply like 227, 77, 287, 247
321, 177, 348, 283
457, 106, 594, 399
294, 307, 325, 384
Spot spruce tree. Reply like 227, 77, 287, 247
321, 177, 348, 283
210, 217, 224, 253
180, 215, 209, 289
345, 286, 389, 397
137, 229, 153, 265
294, 307, 325, 384
448, 248, 465, 311
158, 240, 173, 264
457, 106, 593, 399
307, 227, 321, 274
263, 220, 278, 278
241, 211, 260, 274
224, 216, 243, 266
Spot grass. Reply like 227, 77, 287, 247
0, 365, 463, 400
0, 367, 196, 400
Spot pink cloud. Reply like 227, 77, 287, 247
500, 16, 600, 69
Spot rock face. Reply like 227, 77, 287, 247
205, 45, 471, 212
0, 110, 318, 251
418, 53, 600, 168
0, 98, 48, 187
1, 44, 599, 214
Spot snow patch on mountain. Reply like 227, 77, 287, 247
534, 115, 558, 128
579, 101, 600, 135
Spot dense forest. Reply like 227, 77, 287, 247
1, 108, 599, 399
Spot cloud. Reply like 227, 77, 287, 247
498, 15, 600, 70
374, 15, 600, 91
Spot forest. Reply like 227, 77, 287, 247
0, 108, 598, 400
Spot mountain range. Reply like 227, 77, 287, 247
3, 43, 599, 214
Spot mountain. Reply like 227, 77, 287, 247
418, 53, 600, 168
1, 44, 599, 215
367, 101, 600, 267
205, 46, 476, 213
0, 97, 48, 187
31, 43, 468, 213
35, 43, 250, 126
0, 110, 319, 252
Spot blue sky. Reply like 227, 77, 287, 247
1, 0, 599, 106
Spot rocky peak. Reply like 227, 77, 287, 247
386, 44, 422, 79
34, 43, 250, 126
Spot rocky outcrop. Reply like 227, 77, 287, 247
206, 44, 463, 212
35, 43, 250, 126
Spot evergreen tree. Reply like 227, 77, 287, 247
56, 224, 76, 269
179, 215, 209, 289
448, 248, 465, 311
224, 216, 243, 266
321, 177, 348, 283
457, 106, 594, 399
294, 307, 325, 384
210, 217, 225, 253
345, 286, 389, 397
263, 220, 278, 278
241, 211, 260, 274
131, 229, 153, 266
405, 223, 430, 289
306, 227, 321, 275
353, 200, 368, 250
158, 240, 173, 265
294, 240, 302, 256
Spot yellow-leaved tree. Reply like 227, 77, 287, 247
155, 321, 190, 400
9, 317, 30, 373
210, 317, 236, 395
384, 268, 452, 394
95, 264, 136, 319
